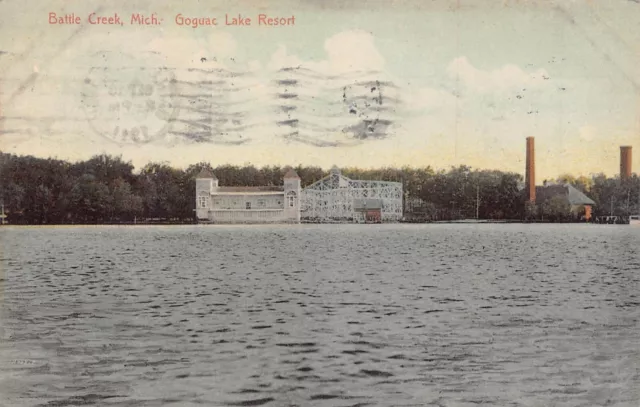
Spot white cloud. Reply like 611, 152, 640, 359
392, 56, 568, 174
323, 30, 385, 73
267, 30, 384, 74
263, 42, 558, 154
447, 56, 549, 93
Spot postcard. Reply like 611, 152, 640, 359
1, 0, 639, 406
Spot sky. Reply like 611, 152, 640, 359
0, 0, 639, 181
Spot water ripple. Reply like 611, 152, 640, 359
0, 224, 639, 406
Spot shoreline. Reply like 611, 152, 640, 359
0, 220, 620, 227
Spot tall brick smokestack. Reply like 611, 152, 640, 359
620, 146, 632, 180
525, 137, 536, 202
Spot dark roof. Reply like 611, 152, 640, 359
216, 186, 283, 193
353, 198, 383, 210
283, 167, 300, 179
196, 169, 217, 180
565, 185, 596, 205
536, 184, 595, 206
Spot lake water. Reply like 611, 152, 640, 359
0, 224, 639, 407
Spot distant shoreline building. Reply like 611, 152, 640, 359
195, 168, 301, 224
536, 182, 596, 220
195, 166, 403, 224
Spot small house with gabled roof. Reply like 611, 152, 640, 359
536, 182, 596, 220
195, 167, 301, 224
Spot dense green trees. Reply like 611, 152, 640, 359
400, 165, 525, 220
0, 151, 638, 224
540, 196, 572, 222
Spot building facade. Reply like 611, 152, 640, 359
195, 168, 301, 224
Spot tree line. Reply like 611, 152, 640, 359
0, 152, 638, 224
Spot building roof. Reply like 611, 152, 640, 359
565, 184, 596, 205
536, 184, 596, 206
216, 186, 284, 193
283, 167, 300, 179
196, 169, 217, 180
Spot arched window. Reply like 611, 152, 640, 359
286, 191, 297, 208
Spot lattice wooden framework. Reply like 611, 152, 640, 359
300, 166, 403, 222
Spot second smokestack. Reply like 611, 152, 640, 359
620, 146, 632, 180
526, 137, 536, 202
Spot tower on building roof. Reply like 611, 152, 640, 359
283, 167, 300, 179
196, 169, 217, 180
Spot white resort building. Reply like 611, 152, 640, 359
195, 168, 301, 224
195, 166, 403, 224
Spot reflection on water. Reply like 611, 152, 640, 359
0, 224, 639, 406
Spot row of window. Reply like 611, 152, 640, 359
211, 210, 282, 219
198, 196, 297, 209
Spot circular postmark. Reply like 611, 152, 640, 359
81, 52, 180, 144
